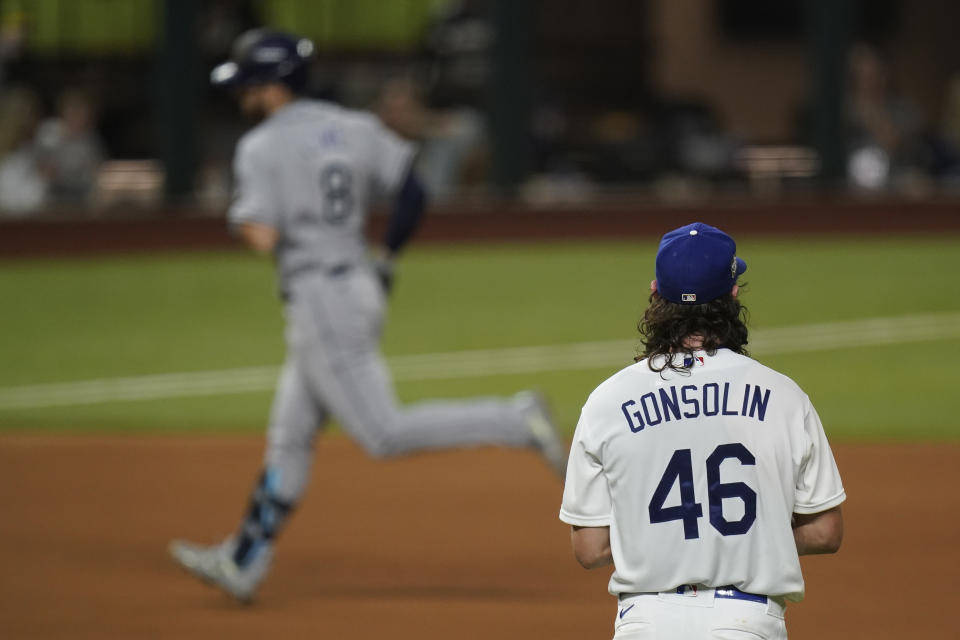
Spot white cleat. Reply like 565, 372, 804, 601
168, 537, 272, 603
517, 391, 568, 478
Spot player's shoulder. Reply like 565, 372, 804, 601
583, 359, 655, 409
235, 123, 274, 160
242, 100, 341, 143
305, 100, 383, 132
717, 350, 815, 415
730, 350, 808, 397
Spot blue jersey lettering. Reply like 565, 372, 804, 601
623, 383, 773, 434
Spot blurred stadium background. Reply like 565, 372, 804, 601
1, 0, 958, 432
0, 1, 958, 638
2, 0, 960, 213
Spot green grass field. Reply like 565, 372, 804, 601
2, 235, 959, 439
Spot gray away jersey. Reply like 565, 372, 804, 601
228, 100, 415, 292
560, 348, 845, 602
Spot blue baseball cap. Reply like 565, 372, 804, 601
655, 222, 747, 304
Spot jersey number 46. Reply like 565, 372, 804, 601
648, 443, 757, 539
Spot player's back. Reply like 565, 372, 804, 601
230, 99, 414, 292
563, 348, 840, 601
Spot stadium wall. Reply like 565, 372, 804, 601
0, 198, 957, 258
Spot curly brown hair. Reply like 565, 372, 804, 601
636, 291, 749, 375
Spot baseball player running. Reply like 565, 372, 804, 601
560, 222, 845, 639
169, 29, 566, 602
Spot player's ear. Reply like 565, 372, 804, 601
650, 279, 658, 293
731, 284, 740, 298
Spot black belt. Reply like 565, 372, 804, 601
326, 263, 352, 277
287, 262, 354, 281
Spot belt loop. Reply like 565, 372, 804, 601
766, 595, 786, 620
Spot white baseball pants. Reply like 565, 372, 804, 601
614, 586, 788, 640
264, 265, 535, 503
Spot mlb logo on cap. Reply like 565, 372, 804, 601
655, 222, 747, 305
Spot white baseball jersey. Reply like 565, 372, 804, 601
560, 348, 845, 602
228, 99, 415, 293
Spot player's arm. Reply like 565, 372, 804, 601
239, 222, 278, 254
792, 505, 843, 555
373, 169, 427, 291
382, 169, 427, 257
793, 401, 845, 556
228, 134, 280, 256
561, 410, 612, 570
570, 525, 613, 569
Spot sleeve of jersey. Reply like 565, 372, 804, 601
228, 137, 279, 229
367, 116, 416, 198
559, 410, 612, 527
793, 402, 847, 514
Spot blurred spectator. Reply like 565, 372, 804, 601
941, 75, 960, 150
930, 74, 960, 185
844, 43, 926, 191
0, 87, 47, 215
420, 0, 493, 112
198, 0, 256, 59
36, 89, 106, 202
376, 76, 428, 141
0, 9, 26, 92
657, 99, 741, 180
376, 75, 486, 201
393, 0, 492, 200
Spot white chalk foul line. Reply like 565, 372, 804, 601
1, 312, 958, 411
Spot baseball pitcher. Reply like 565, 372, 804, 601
560, 222, 845, 639
169, 29, 567, 602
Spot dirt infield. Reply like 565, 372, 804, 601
0, 435, 953, 639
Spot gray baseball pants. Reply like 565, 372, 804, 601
263, 266, 535, 503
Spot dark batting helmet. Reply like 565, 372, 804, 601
210, 28, 315, 92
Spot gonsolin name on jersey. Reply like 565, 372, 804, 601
621, 383, 771, 433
